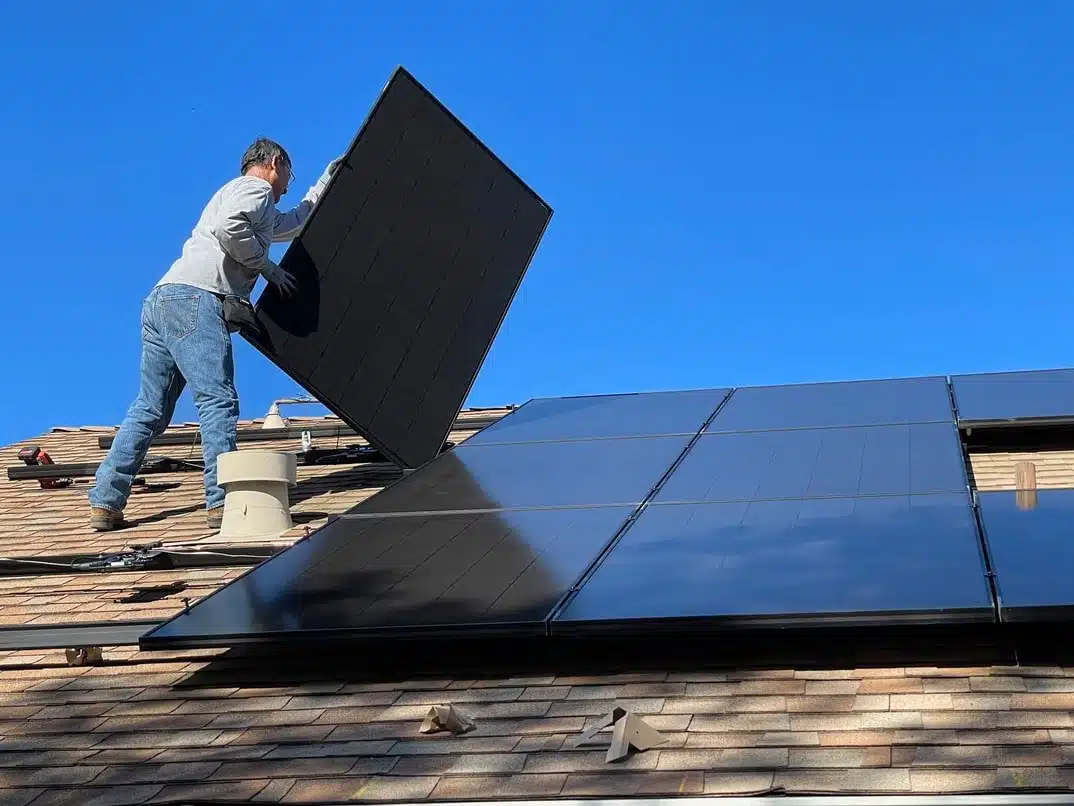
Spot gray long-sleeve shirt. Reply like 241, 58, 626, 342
156, 175, 313, 300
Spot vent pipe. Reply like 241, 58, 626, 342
216, 450, 298, 539
261, 396, 319, 429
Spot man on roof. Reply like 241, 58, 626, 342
89, 138, 341, 532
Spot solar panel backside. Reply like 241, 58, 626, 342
247, 66, 553, 468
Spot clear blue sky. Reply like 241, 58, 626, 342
3, 1, 1073, 446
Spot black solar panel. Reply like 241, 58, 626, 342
554, 493, 993, 632
247, 66, 553, 468
977, 489, 1074, 622
707, 376, 954, 433
951, 369, 1074, 427
655, 423, 968, 504
350, 436, 692, 515
140, 506, 635, 646
463, 388, 731, 446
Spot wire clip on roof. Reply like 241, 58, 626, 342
572, 706, 667, 763
419, 704, 476, 736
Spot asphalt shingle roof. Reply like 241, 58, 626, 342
0, 409, 1071, 803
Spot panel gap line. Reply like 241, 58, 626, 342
480, 513, 579, 617
389, 178, 508, 437
461, 431, 708, 448
648, 489, 973, 507
395, 198, 526, 441
375, 516, 488, 616
364, 152, 483, 426
969, 491, 1003, 623
341, 503, 642, 519
292, 97, 424, 372
705, 418, 954, 437
947, 375, 999, 621
544, 389, 737, 630
333, 134, 464, 398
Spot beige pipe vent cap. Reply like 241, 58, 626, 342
216, 450, 298, 540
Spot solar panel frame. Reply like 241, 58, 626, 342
951, 368, 1074, 428
244, 66, 553, 469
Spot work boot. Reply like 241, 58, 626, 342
206, 507, 224, 531
90, 507, 122, 532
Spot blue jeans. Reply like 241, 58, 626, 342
90, 284, 239, 513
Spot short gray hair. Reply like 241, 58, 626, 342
240, 137, 291, 174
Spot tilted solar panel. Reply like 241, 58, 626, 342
951, 368, 1074, 427
246, 66, 553, 468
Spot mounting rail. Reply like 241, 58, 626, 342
0, 619, 159, 650
7, 444, 415, 482
94, 412, 508, 450
0, 545, 280, 577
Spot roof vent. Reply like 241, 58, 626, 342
261, 396, 319, 429
262, 402, 288, 429
216, 450, 297, 540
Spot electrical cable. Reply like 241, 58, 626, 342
0, 556, 76, 568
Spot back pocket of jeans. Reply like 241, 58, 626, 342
159, 293, 200, 341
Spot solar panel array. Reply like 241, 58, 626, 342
145, 368, 1074, 649
132, 66, 1074, 649
246, 66, 552, 469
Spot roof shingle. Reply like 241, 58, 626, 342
1, 409, 1074, 802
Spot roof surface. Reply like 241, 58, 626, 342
0, 411, 1072, 804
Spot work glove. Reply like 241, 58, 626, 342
303, 156, 345, 205
262, 259, 296, 296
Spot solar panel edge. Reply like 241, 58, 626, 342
392, 66, 555, 213
279, 66, 412, 255
548, 607, 996, 638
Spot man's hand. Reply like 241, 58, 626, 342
263, 260, 296, 296
304, 156, 346, 205
271, 266, 296, 296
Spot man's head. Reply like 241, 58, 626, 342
240, 138, 292, 202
